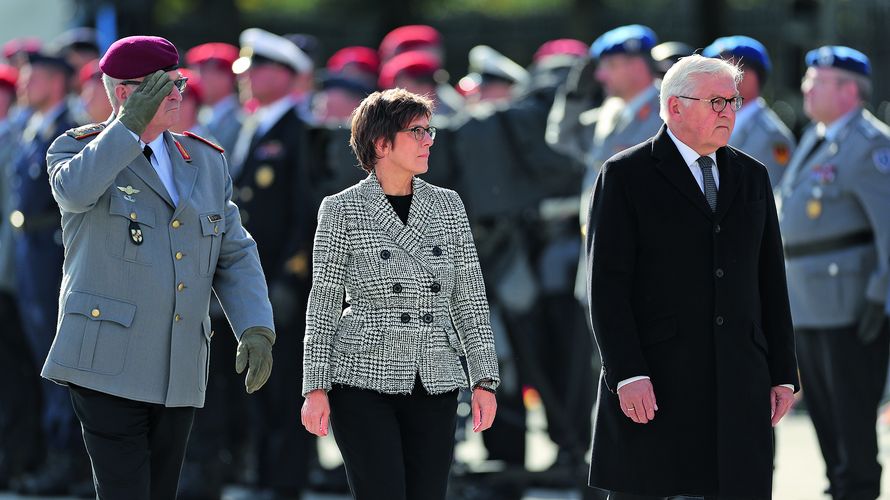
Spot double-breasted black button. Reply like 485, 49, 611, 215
715, 269, 724, 278
432, 246, 442, 256
380, 249, 391, 260
392, 283, 403, 293
422, 313, 433, 324
715, 316, 725, 326
400, 313, 411, 323
430, 282, 441, 293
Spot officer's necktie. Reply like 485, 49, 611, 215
696, 156, 718, 212
143, 144, 154, 163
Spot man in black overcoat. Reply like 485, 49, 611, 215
585, 54, 799, 499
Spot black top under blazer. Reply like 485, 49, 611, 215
302, 172, 500, 396
586, 126, 799, 498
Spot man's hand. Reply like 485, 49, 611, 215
472, 388, 497, 432
770, 385, 795, 427
301, 389, 330, 437
618, 378, 658, 424
235, 326, 275, 393
117, 70, 174, 135
857, 301, 888, 344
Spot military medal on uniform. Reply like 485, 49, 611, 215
129, 220, 143, 245
807, 163, 836, 219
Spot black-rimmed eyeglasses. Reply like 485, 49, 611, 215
677, 95, 744, 113
120, 77, 189, 94
400, 126, 437, 141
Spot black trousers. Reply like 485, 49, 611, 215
796, 323, 890, 500
68, 385, 195, 500
328, 380, 459, 500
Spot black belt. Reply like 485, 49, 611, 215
784, 230, 874, 259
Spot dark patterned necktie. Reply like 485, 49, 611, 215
696, 156, 718, 212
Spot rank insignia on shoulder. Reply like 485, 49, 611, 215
183, 131, 224, 153
872, 148, 890, 174
66, 123, 105, 140
773, 143, 790, 165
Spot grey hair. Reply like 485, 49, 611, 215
102, 73, 123, 112
659, 54, 743, 121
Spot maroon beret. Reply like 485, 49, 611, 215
0, 64, 18, 91
99, 36, 179, 79
378, 50, 439, 90
185, 42, 238, 69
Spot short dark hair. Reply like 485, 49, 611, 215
349, 88, 434, 173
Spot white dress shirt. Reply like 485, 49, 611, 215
127, 130, 179, 206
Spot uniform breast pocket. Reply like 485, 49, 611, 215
198, 213, 225, 276
106, 195, 157, 266
51, 291, 137, 375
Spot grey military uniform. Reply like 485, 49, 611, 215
41, 119, 274, 407
730, 98, 795, 188
779, 108, 890, 328
199, 94, 243, 154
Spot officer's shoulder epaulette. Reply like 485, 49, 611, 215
183, 131, 225, 153
66, 123, 105, 140
857, 112, 890, 140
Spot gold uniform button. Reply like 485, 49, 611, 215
174, 314, 182, 322
177, 282, 185, 291
90, 308, 101, 318
171, 219, 181, 228
175, 251, 184, 260
213, 225, 219, 234
129, 212, 137, 220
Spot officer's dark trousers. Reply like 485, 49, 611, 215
328, 379, 459, 500
68, 385, 195, 500
797, 323, 890, 500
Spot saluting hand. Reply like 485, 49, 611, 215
618, 378, 658, 424
117, 70, 175, 135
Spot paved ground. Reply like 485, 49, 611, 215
3, 407, 890, 499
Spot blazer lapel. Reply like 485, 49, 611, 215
714, 146, 742, 223
360, 173, 435, 275
166, 132, 198, 217
127, 147, 175, 209
651, 126, 714, 220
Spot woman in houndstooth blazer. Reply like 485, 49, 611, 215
300, 89, 499, 499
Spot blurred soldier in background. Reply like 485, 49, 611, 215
50, 28, 99, 93
3, 37, 42, 70
231, 27, 316, 497
284, 33, 320, 125
378, 25, 464, 118
704, 36, 795, 187
779, 46, 890, 500
458, 45, 528, 110
72, 59, 113, 125
186, 43, 242, 154
8, 49, 92, 496
649, 41, 693, 78
313, 46, 377, 126
0, 64, 40, 491
170, 68, 209, 137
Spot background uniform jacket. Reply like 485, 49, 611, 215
302, 173, 499, 396
730, 98, 796, 188
586, 126, 799, 498
41, 119, 274, 408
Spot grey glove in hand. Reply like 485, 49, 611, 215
117, 70, 174, 136
858, 301, 888, 344
235, 326, 276, 393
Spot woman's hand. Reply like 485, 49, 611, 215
471, 388, 497, 432
301, 389, 330, 437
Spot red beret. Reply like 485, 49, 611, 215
3, 37, 41, 61
0, 64, 18, 91
177, 68, 203, 104
533, 39, 588, 62
100, 36, 180, 79
328, 46, 379, 76
78, 58, 102, 86
185, 42, 238, 69
378, 50, 439, 90
379, 25, 441, 62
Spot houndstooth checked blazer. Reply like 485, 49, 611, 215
302, 172, 500, 396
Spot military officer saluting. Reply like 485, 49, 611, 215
41, 36, 275, 499
703, 36, 795, 187
779, 46, 890, 500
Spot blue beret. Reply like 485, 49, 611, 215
703, 36, 771, 74
590, 25, 657, 59
806, 46, 871, 77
